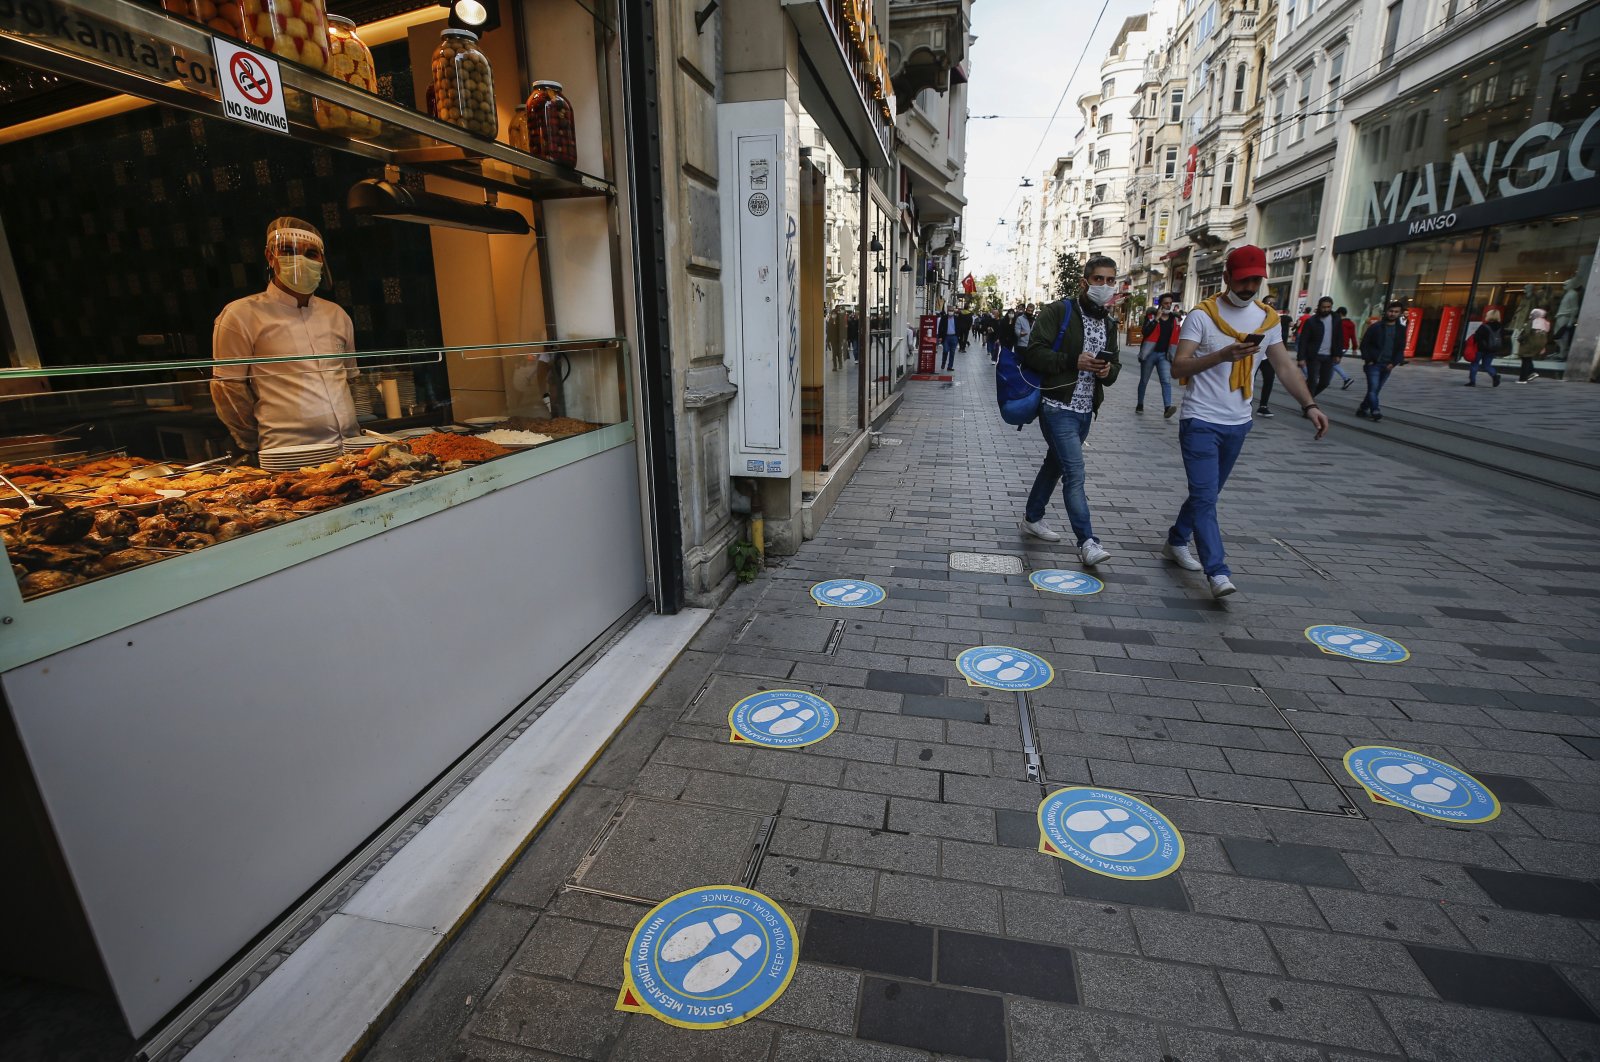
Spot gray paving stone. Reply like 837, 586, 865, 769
894, 740, 992, 775
1218, 837, 1360, 889
784, 784, 888, 829
838, 760, 943, 802
509, 916, 596, 980
1340, 851, 1493, 903
679, 770, 788, 812
755, 856, 876, 913
1374, 995, 1563, 1061
825, 826, 939, 877
940, 839, 1061, 892
873, 872, 1001, 934
771, 1029, 932, 1061
759, 963, 861, 1036
1267, 925, 1436, 996
1130, 907, 1281, 973
1182, 871, 1326, 928
887, 797, 995, 843
1006, 1000, 1164, 1062
1161, 1027, 1326, 1062
770, 817, 828, 860
1220, 972, 1399, 1054
1307, 887, 1470, 947
1444, 904, 1600, 964
572, 926, 628, 990
469, 976, 624, 1060
1075, 951, 1233, 1028
1001, 890, 1139, 951
609, 1018, 776, 1061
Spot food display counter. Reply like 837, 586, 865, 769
0, 0, 668, 1048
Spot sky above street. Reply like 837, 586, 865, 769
963, 0, 1153, 279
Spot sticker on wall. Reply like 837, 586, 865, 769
1037, 787, 1184, 880
1305, 624, 1410, 663
1343, 746, 1500, 823
810, 579, 887, 607
616, 885, 797, 1029
956, 645, 1053, 692
1029, 569, 1105, 596
728, 690, 838, 749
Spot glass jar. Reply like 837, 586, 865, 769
240, 0, 330, 72
315, 16, 379, 135
431, 29, 498, 139
185, 0, 245, 38
508, 100, 529, 153
525, 80, 575, 167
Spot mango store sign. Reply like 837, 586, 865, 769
1363, 105, 1600, 231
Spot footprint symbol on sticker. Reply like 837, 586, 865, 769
1375, 762, 1459, 803
1041, 573, 1088, 591
825, 583, 868, 603
659, 913, 764, 993
750, 700, 816, 736
1325, 633, 1388, 655
1064, 806, 1154, 857
975, 653, 1029, 682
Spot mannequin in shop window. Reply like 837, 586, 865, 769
1553, 271, 1586, 362
211, 217, 359, 456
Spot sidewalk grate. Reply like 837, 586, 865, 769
949, 551, 1026, 575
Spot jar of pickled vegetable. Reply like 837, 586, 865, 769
508, 98, 529, 152
315, 16, 379, 135
525, 80, 575, 167
241, 0, 330, 72
432, 29, 497, 139
184, 0, 245, 38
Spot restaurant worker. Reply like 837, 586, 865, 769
211, 217, 358, 454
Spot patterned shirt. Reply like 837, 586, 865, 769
1043, 310, 1106, 415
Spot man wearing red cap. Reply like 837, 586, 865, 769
1162, 245, 1329, 598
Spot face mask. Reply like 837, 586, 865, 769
1085, 283, 1115, 308
275, 254, 323, 295
1223, 288, 1255, 308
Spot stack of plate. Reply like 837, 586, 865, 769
259, 443, 341, 471
343, 436, 378, 454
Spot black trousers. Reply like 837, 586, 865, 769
1305, 357, 1336, 396
1257, 360, 1276, 408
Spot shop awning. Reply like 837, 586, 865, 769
782, 0, 893, 169
1160, 247, 1190, 261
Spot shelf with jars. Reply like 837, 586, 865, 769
0, 0, 613, 201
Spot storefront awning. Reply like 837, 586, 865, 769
1160, 247, 1189, 261
782, 0, 893, 169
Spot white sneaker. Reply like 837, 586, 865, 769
1079, 539, 1111, 566
1209, 574, 1238, 599
1162, 542, 1202, 571
1020, 519, 1062, 543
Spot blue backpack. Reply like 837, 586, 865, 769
995, 300, 1072, 428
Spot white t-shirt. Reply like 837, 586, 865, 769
1177, 299, 1271, 426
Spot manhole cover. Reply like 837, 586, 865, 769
949, 552, 1025, 575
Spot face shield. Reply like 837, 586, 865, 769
265, 219, 331, 295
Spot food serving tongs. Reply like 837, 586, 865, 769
0, 471, 50, 513
124, 454, 245, 481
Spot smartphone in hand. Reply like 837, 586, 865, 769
1244, 333, 1266, 345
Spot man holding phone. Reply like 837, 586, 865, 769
1162, 245, 1329, 598
1019, 255, 1122, 567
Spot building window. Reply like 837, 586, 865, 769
1095, 149, 1111, 169
1169, 88, 1185, 122
1139, 194, 1149, 221
1144, 135, 1155, 164
1268, 87, 1287, 153
1164, 144, 1180, 178
1382, 1, 1403, 68
1177, 205, 1190, 233
1091, 218, 1106, 238
1149, 90, 1158, 115
1198, 1, 1217, 38
1156, 210, 1170, 243
1233, 63, 1248, 111
1294, 66, 1313, 141
1285, 0, 1296, 30
1102, 77, 1116, 97
1219, 154, 1235, 205
1321, 49, 1345, 126
1099, 114, 1114, 134
1094, 183, 1107, 204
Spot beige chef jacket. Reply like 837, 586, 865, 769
211, 283, 360, 452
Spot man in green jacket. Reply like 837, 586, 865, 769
1018, 255, 1123, 566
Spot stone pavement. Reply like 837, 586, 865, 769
364, 342, 1600, 1062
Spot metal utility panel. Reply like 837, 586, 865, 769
721, 100, 800, 478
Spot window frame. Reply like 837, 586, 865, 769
1169, 88, 1185, 123
1232, 63, 1248, 111
1163, 144, 1180, 178
1293, 65, 1313, 142
1320, 48, 1346, 127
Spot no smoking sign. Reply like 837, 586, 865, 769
214, 39, 290, 133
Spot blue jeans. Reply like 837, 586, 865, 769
1359, 363, 1393, 414
1137, 348, 1173, 407
941, 335, 957, 370
1169, 418, 1252, 578
1025, 404, 1096, 545
1468, 350, 1499, 383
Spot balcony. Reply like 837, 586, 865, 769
889, 0, 969, 104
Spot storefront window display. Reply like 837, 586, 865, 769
866, 188, 897, 414
1332, 5, 1600, 376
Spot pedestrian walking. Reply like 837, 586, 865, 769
1256, 293, 1287, 418
1356, 300, 1408, 420
984, 311, 1001, 361
1295, 296, 1340, 399
1019, 255, 1122, 567
1136, 298, 1180, 417
1466, 309, 1505, 387
1517, 309, 1550, 381
1014, 304, 1035, 352
957, 311, 973, 352
1334, 307, 1357, 389
848, 312, 860, 364
938, 309, 958, 371
1163, 245, 1329, 598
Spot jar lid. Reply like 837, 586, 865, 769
532, 80, 564, 92
442, 28, 479, 39
327, 13, 355, 27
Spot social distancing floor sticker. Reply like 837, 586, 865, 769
617, 886, 797, 1029
956, 645, 1053, 691
728, 690, 838, 748
1029, 569, 1105, 596
1343, 746, 1500, 823
1305, 624, 1410, 663
1038, 787, 1184, 880
811, 579, 887, 607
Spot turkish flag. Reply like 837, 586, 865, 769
962, 273, 977, 294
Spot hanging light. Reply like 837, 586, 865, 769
869, 233, 883, 253
899, 261, 913, 272
874, 262, 888, 274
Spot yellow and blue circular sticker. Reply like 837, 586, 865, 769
956, 645, 1054, 691
811, 579, 886, 607
728, 690, 838, 748
1029, 569, 1104, 596
617, 885, 797, 1029
1344, 746, 1500, 823
1305, 624, 1410, 663
1038, 787, 1184, 880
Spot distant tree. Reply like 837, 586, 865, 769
1054, 252, 1082, 301
976, 273, 1002, 313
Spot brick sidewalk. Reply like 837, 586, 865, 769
366, 342, 1600, 1062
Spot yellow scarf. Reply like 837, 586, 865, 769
1181, 296, 1282, 399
